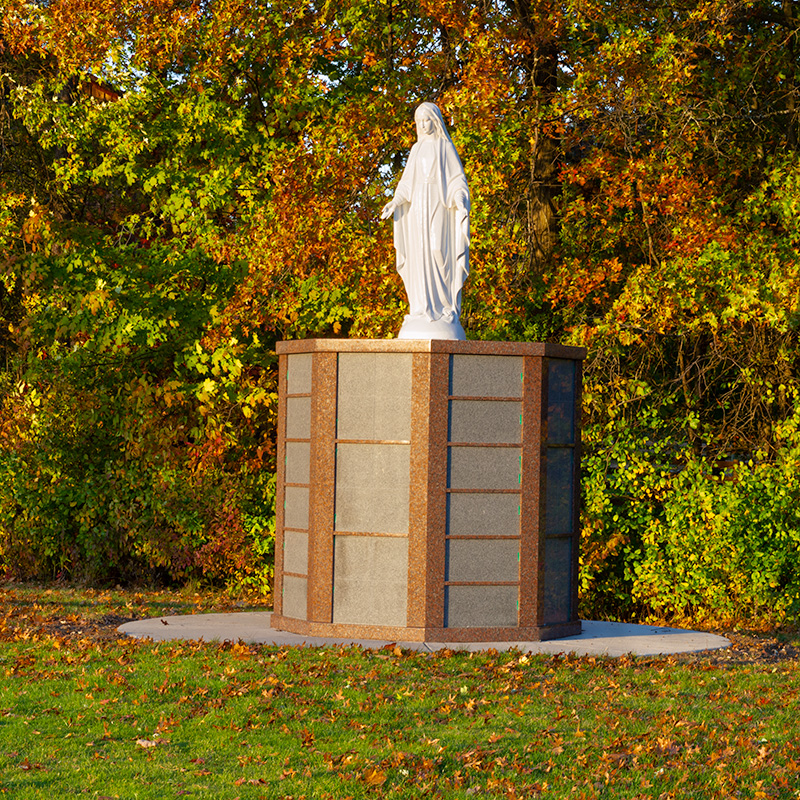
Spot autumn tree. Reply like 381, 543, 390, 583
0, 0, 799, 622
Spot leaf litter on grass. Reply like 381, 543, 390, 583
0, 584, 799, 797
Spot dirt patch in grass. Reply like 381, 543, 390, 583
0, 582, 271, 644
34, 612, 137, 641
677, 630, 800, 666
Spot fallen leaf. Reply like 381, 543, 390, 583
362, 767, 387, 786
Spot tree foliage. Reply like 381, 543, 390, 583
0, 0, 799, 621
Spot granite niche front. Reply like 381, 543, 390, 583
270, 339, 585, 642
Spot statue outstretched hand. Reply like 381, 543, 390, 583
381, 199, 399, 220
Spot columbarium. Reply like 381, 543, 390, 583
270, 103, 585, 642
270, 339, 584, 642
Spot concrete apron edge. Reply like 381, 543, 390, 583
117, 613, 731, 658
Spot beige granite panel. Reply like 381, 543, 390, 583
286, 396, 312, 439
284, 486, 309, 530
450, 355, 523, 398
447, 493, 520, 536
332, 536, 408, 626
445, 585, 519, 628
446, 539, 520, 583
337, 352, 412, 441
335, 443, 410, 534
282, 575, 308, 621
449, 400, 522, 444
283, 530, 309, 575
448, 446, 521, 490
286, 352, 313, 394
285, 441, 311, 485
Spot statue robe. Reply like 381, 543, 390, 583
391, 136, 470, 323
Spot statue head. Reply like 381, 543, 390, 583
414, 102, 450, 141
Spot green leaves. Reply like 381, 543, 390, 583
580, 400, 800, 626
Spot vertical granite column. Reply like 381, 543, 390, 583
407, 352, 448, 631
519, 355, 544, 629
307, 352, 337, 624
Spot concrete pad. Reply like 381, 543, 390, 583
118, 614, 731, 657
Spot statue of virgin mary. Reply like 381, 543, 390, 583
381, 103, 470, 340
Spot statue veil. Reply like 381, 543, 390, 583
383, 103, 471, 340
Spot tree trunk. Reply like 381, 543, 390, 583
511, 0, 560, 277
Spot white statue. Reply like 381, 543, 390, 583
381, 102, 470, 340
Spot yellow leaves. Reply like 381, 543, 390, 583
21, 205, 52, 252
196, 377, 216, 404
362, 766, 387, 786
83, 287, 111, 315
159, 380, 185, 408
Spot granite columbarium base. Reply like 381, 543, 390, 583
270, 338, 585, 643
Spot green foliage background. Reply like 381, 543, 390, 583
1, 0, 800, 625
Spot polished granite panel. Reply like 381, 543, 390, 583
446, 539, 519, 583
448, 400, 522, 444
286, 353, 313, 395
543, 537, 572, 625
448, 446, 521, 490
547, 359, 576, 444
545, 447, 574, 535
335, 443, 411, 533
450, 355, 523, 398
332, 536, 408, 626
447, 492, 520, 536
445, 585, 519, 628
337, 352, 412, 442
285, 441, 311, 485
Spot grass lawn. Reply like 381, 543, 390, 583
0, 584, 799, 799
